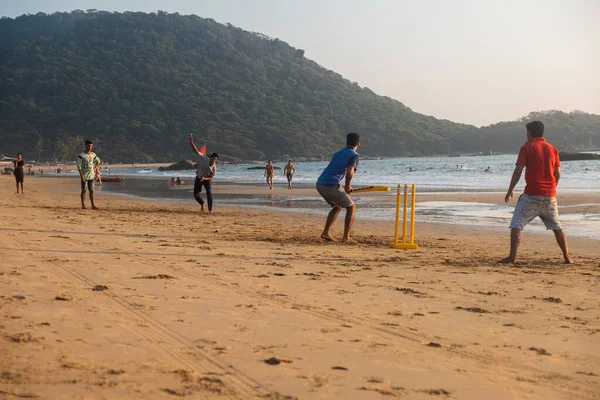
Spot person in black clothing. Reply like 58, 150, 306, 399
13, 153, 25, 194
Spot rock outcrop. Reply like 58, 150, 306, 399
559, 152, 600, 161
158, 160, 196, 171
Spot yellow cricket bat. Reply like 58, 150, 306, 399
351, 185, 391, 193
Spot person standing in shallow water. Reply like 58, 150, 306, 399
500, 121, 572, 264
189, 134, 218, 212
283, 160, 295, 189
77, 140, 101, 209
264, 160, 275, 190
13, 153, 25, 194
316, 132, 360, 243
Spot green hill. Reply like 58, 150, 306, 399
1, 11, 599, 162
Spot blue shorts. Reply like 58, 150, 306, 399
81, 179, 95, 192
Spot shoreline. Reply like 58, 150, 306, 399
30, 174, 600, 241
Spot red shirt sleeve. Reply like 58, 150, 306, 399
554, 147, 561, 168
516, 145, 528, 166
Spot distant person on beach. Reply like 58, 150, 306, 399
77, 140, 101, 210
176, 177, 182, 185
501, 121, 572, 264
316, 132, 360, 243
265, 160, 275, 190
283, 160, 295, 189
189, 134, 218, 212
13, 153, 25, 194
485, 166, 491, 173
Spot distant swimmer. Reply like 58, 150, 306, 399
189, 134, 218, 212
500, 121, 572, 265
485, 166, 491, 173
409, 167, 413, 172
316, 132, 360, 243
77, 140, 101, 210
283, 159, 296, 189
265, 160, 274, 190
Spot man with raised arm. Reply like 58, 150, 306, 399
501, 121, 572, 264
316, 132, 360, 243
189, 134, 218, 212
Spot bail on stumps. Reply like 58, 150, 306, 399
390, 184, 418, 250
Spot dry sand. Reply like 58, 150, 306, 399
1, 176, 598, 400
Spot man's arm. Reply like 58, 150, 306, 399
505, 165, 524, 202
554, 167, 560, 186
76, 156, 86, 182
344, 165, 355, 194
188, 134, 200, 155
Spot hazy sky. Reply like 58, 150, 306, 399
2, 0, 599, 126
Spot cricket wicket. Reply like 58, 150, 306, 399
390, 184, 418, 250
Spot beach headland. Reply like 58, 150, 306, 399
1, 176, 599, 399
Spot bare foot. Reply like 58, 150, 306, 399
564, 257, 574, 264
200, 204, 205, 212
92, 206, 99, 210
82, 205, 86, 209
320, 234, 337, 242
498, 257, 515, 264
342, 237, 359, 244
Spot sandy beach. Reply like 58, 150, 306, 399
1, 176, 598, 399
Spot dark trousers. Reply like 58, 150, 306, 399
194, 177, 213, 211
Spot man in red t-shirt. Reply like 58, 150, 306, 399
500, 121, 572, 264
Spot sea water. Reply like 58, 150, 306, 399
100, 153, 600, 191
92, 154, 600, 239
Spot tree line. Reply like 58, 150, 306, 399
1, 11, 599, 163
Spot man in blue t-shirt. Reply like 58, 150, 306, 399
316, 132, 360, 243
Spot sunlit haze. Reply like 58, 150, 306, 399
2, 0, 598, 126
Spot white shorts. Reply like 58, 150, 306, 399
509, 194, 562, 231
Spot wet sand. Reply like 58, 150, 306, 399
1, 176, 599, 399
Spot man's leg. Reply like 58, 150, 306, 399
342, 204, 357, 243
499, 228, 521, 263
89, 182, 98, 209
204, 181, 213, 212
193, 177, 205, 211
553, 229, 573, 264
20, 182, 24, 194
15, 179, 19, 193
81, 181, 86, 208
321, 206, 341, 241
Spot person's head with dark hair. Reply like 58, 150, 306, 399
84, 140, 93, 153
346, 132, 360, 148
526, 121, 544, 138
209, 152, 218, 166
16, 153, 22, 159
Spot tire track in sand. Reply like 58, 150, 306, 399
0, 233, 289, 400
